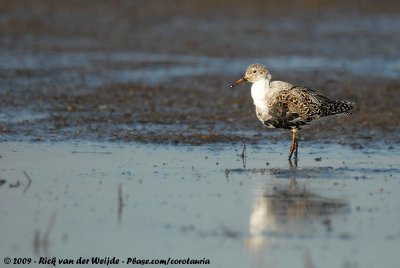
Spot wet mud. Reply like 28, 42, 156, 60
0, 0, 399, 145
1, 3, 400, 268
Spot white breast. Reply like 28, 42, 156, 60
251, 80, 269, 111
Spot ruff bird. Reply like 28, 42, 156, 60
231, 63, 354, 159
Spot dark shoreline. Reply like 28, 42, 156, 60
0, 0, 399, 145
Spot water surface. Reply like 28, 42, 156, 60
0, 142, 399, 267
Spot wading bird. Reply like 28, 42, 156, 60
231, 63, 354, 159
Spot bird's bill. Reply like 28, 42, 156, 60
230, 77, 247, 88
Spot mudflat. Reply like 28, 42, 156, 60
0, 1, 399, 268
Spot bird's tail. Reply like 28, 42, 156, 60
329, 100, 355, 116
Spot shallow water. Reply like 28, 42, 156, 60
0, 141, 399, 267
1, 1, 400, 267
1, 51, 399, 89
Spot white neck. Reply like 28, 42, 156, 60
250, 79, 270, 110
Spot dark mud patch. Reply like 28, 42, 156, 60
0, 0, 399, 145
1, 75, 399, 145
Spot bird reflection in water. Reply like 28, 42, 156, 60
243, 159, 349, 267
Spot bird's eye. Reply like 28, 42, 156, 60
253, 70, 257, 73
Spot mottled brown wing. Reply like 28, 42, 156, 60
285, 87, 328, 117
264, 88, 313, 129
265, 86, 354, 130
292, 87, 354, 117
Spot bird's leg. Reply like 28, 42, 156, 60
288, 130, 297, 160
294, 135, 298, 159
288, 157, 298, 169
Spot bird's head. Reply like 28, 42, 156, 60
230, 63, 271, 88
